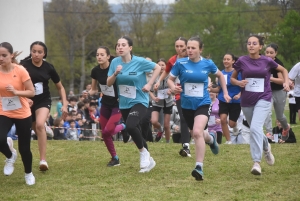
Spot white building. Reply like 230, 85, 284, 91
0, 0, 44, 60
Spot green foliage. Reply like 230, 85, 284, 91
270, 10, 300, 67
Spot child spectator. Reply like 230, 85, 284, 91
89, 102, 100, 124
266, 120, 297, 143
66, 120, 79, 141
288, 90, 297, 124
170, 103, 181, 143
67, 96, 78, 112
53, 118, 66, 140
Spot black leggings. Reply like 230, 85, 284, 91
176, 99, 191, 144
121, 104, 148, 150
140, 103, 153, 142
0, 115, 32, 173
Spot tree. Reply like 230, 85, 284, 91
45, 0, 116, 94
270, 10, 300, 66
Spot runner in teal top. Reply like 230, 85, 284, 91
107, 36, 161, 173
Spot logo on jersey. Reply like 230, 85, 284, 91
185, 70, 193, 73
129, 72, 137, 75
201, 70, 208, 74
180, 61, 188, 64
129, 111, 139, 116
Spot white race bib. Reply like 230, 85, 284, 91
99, 84, 115, 97
208, 116, 216, 126
157, 89, 169, 99
184, 83, 204, 97
289, 97, 296, 104
2, 96, 22, 111
34, 82, 43, 95
119, 85, 136, 99
245, 78, 264, 92
224, 74, 228, 85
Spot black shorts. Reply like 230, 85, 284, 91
295, 97, 300, 111
182, 104, 211, 130
152, 105, 173, 114
218, 101, 241, 122
31, 100, 51, 122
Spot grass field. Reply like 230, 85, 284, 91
1, 127, 300, 201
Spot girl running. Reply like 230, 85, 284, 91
0, 42, 35, 185
21, 41, 68, 171
231, 35, 289, 175
168, 36, 231, 180
107, 36, 161, 173
88, 46, 125, 167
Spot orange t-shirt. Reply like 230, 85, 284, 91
0, 64, 31, 119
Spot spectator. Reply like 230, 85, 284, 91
267, 120, 297, 143
67, 96, 78, 112
53, 118, 66, 140
66, 120, 78, 141
56, 96, 63, 118
170, 103, 181, 143
288, 89, 297, 124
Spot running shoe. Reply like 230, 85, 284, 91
191, 165, 204, 181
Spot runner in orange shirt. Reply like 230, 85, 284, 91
0, 42, 35, 185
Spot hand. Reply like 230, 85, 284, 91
283, 82, 290, 92
153, 81, 160, 91
173, 86, 182, 94
167, 88, 172, 95
53, 112, 58, 119
6, 84, 17, 95
153, 97, 160, 102
61, 105, 68, 120
215, 118, 221, 124
79, 134, 83, 138
289, 80, 294, 89
238, 80, 248, 88
224, 94, 232, 103
27, 99, 33, 107
233, 94, 240, 100
174, 126, 180, 133
279, 139, 285, 144
142, 83, 151, 92
115, 65, 122, 75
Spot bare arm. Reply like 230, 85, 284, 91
55, 81, 68, 118
216, 70, 231, 103
89, 79, 98, 95
142, 64, 161, 92
7, 79, 35, 98
270, 72, 284, 85
276, 65, 290, 91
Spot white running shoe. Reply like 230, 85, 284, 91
139, 157, 156, 173
264, 143, 275, 166
25, 172, 35, 185
4, 150, 17, 176
39, 160, 49, 171
251, 163, 262, 175
140, 149, 150, 169
224, 141, 232, 144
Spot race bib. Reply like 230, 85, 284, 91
34, 82, 43, 95
208, 116, 216, 126
119, 85, 136, 99
157, 89, 169, 99
99, 84, 115, 97
2, 96, 22, 111
245, 78, 264, 92
184, 83, 204, 97
289, 97, 296, 104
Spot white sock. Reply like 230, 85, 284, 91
183, 143, 189, 149
196, 162, 203, 169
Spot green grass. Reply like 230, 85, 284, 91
1, 130, 300, 201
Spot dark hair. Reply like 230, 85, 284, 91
247, 35, 265, 46
69, 119, 75, 124
77, 101, 84, 110
120, 36, 133, 47
67, 111, 73, 116
266, 43, 278, 52
97, 46, 115, 63
22, 41, 48, 61
175, 37, 188, 45
83, 99, 90, 104
89, 102, 97, 107
157, 58, 166, 64
68, 96, 77, 102
53, 118, 63, 127
0, 42, 21, 64
224, 53, 238, 61
188, 36, 204, 49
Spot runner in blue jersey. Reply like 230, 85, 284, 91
168, 36, 231, 181
210, 54, 242, 144
107, 36, 161, 173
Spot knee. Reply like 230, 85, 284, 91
35, 123, 45, 132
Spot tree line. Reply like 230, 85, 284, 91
44, 0, 300, 96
